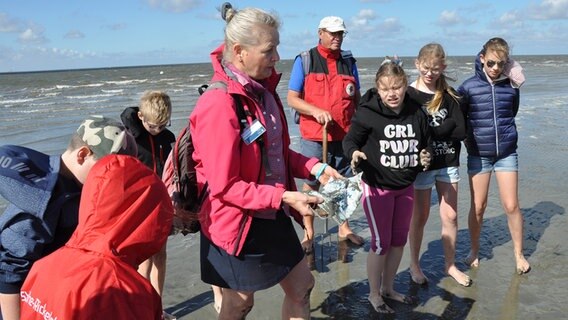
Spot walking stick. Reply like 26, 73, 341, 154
320, 124, 332, 268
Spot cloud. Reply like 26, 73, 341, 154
0, 12, 24, 33
104, 23, 127, 31
437, 10, 461, 27
50, 47, 97, 59
64, 30, 85, 39
527, 0, 568, 20
0, 45, 102, 72
379, 17, 403, 33
350, 9, 377, 29
488, 10, 526, 30
436, 9, 476, 27
147, 0, 203, 13
1, 13, 48, 44
18, 27, 47, 44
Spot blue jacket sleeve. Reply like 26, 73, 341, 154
288, 56, 305, 92
0, 207, 53, 293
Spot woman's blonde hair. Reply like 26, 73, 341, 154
221, 5, 280, 61
417, 43, 460, 114
139, 90, 171, 124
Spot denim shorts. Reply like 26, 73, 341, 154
467, 152, 519, 175
414, 166, 460, 190
300, 138, 352, 187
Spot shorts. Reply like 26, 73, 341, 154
467, 152, 518, 175
361, 181, 414, 255
414, 166, 460, 190
300, 138, 351, 187
200, 210, 304, 291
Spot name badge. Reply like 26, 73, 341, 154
241, 119, 266, 145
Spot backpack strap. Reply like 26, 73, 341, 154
300, 50, 310, 76
300, 49, 355, 76
200, 80, 250, 132
341, 50, 355, 73
198, 80, 268, 180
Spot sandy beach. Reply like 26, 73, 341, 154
162, 104, 568, 319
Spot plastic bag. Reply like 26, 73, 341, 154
306, 173, 363, 225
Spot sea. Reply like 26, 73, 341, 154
1, 55, 568, 319
2, 55, 566, 157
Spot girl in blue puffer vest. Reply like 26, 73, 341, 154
458, 37, 530, 275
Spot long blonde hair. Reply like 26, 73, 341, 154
417, 43, 460, 114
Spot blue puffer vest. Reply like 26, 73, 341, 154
458, 56, 520, 157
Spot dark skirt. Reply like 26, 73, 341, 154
200, 210, 304, 291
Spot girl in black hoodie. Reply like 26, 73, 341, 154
343, 61, 431, 314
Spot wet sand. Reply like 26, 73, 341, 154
162, 107, 568, 319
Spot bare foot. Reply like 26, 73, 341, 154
447, 265, 472, 287
367, 295, 394, 314
212, 286, 223, 314
381, 290, 416, 305
409, 265, 428, 285
515, 255, 531, 274
465, 252, 479, 268
301, 233, 314, 254
338, 222, 364, 246
338, 233, 364, 246
213, 303, 221, 314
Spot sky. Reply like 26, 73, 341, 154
1, 0, 567, 72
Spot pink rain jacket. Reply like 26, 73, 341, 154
190, 44, 318, 256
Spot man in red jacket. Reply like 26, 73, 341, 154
287, 16, 364, 259
20, 155, 173, 320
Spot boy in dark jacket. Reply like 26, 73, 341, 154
0, 115, 137, 319
120, 90, 175, 177
120, 90, 175, 318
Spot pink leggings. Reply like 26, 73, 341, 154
361, 181, 414, 255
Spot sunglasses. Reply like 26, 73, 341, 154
144, 118, 171, 131
486, 60, 506, 68
419, 65, 442, 75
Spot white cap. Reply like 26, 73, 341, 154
318, 16, 346, 33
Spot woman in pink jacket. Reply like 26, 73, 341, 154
190, 4, 340, 320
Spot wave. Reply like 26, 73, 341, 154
29, 101, 57, 107
101, 89, 124, 94
0, 97, 39, 105
105, 79, 148, 85
66, 93, 115, 100
158, 78, 180, 82
55, 83, 105, 89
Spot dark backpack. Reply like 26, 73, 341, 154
162, 81, 252, 235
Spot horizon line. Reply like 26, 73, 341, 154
2, 53, 567, 75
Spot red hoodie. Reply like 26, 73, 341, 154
20, 155, 173, 320
190, 44, 318, 256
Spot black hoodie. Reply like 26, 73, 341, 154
343, 88, 432, 190
120, 107, 175, 176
